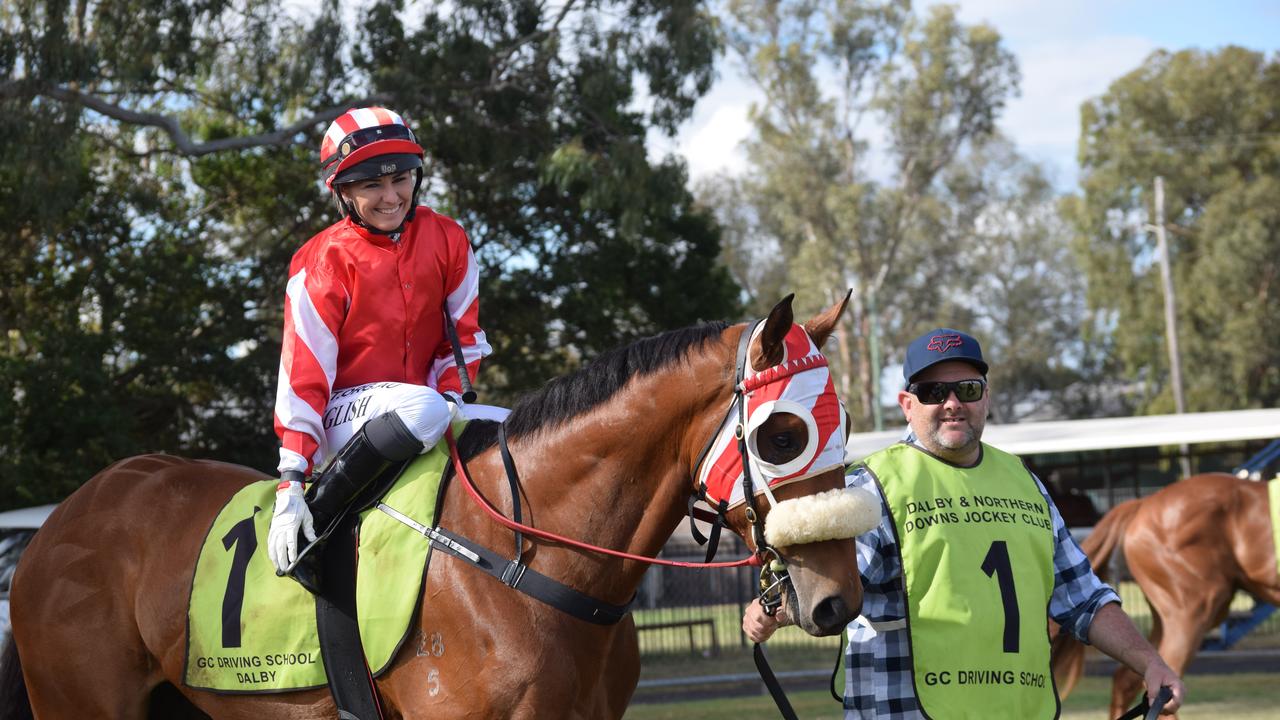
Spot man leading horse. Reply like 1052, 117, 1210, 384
745, 327, 1186, 719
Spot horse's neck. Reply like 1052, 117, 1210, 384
494, 354, 730, 603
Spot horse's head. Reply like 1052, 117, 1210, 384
695, 293, 878, 636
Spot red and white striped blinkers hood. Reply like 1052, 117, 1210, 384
697, 324, 848, 509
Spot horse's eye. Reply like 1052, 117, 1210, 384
770, 433, 794, 450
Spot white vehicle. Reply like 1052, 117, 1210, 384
0, 504, 57, 643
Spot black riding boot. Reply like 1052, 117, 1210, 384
283, 412, 422, 594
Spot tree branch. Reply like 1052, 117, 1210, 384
3, 82, 392, 157
490, 0, 578, 86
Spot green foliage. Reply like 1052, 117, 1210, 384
1070, 47, 1280, 413
0, 0, 738, 507
705, 0, 1021, 429
935, 139, 1091, 422
353, 0, 739, 396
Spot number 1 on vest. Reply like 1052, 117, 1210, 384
981, 540, 1020, 653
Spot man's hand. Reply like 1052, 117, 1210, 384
267, 478, 316, 573
742, 598, 791, 643
1086, 602, 1185, 716
1143, 658, 1184, 716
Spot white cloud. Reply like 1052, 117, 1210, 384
998, 34, 1156, 181
655, 75, 759, 181
1008, 35, 1158, 146
935, 0, 1123, 43
667, 2, 1162, 189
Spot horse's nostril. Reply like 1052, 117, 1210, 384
813, 596, 855, 634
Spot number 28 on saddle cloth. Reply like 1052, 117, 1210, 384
184, 427, 455, 693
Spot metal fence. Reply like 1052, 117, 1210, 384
634, 532, 1280, 660
635, 534, 836, 658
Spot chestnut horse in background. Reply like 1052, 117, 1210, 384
2, 295, 865, 719
1051, 472, 1280, 717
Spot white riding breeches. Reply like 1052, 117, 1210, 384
319, 382, 510, 469
321, 382, 454, 465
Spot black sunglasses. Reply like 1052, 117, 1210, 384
908, 378, 986, 405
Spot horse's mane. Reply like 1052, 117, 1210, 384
456, 321, 731, 459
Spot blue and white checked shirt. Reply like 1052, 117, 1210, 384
841, 441, 1120, 719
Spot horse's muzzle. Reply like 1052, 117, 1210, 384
811, 593, 859, 636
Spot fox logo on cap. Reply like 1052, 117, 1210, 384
927, 335, 963, 353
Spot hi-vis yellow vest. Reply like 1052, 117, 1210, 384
862, 443, 1059, 720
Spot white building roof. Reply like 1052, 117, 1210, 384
0, 504, 57, 529
845, 408, 1280, 462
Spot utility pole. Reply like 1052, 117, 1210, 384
867, 288, 883, 431
1152, 176, 1191, 477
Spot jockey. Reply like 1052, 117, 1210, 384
268, 106, 492, 593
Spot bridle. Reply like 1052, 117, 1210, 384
691, 319, 783, 611
688, 318, 842, 615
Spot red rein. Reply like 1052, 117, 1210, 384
445, 429, 760, 568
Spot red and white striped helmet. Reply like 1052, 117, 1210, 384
319, 107, 425, 189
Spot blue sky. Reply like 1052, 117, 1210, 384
663, 0, 1280, 190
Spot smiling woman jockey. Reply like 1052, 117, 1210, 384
268, 107, 492, 593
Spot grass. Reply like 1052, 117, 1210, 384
627, 586, 1280, 717
624, 672, 1280, 719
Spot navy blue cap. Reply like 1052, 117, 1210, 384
902, 328, 988, 382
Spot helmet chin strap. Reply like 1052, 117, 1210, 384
334, 168, 424, 236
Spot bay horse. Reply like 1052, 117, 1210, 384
2, 294, 869, 719
1050, 472, 1280, 718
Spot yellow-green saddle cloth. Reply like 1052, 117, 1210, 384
183, 439, 450, 692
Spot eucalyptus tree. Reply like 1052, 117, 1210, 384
934, 139, 1088, 423
1066, 46, 1280, 413
709, 0, 1018, 428
0, 0, 737, 506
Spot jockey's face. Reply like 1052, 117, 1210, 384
340, 170, 414, 231
897, 360, 989, 465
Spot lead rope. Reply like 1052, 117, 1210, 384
1115, 686, 1173, 720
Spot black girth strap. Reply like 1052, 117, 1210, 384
416, 521, 632, 625
314, 513, 383, 720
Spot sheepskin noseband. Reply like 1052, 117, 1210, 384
764, 487, 881, 547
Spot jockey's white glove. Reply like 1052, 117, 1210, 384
267, 477, 316, 574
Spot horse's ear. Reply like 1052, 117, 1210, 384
752, 294, 795, 371
804, 290, 851, 350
